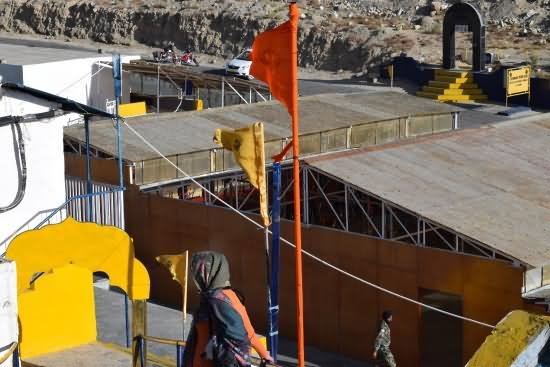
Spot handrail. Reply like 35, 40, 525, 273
0, 208, 58, 249
0, 342, 17, 365
143, 335, 185, 347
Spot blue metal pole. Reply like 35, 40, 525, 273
84, 115, 92, 221
124, 294, 130, 348
139, 336, 145, 367
112, 53, 130, 350
12, 345, 20, 367
176, 344, 184, 367
268, 162, 282, 361
112, 53, 124, 192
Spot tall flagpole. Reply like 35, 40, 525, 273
289, 3, 305, 367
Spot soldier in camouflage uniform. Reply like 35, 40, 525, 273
373, 310, 396, 367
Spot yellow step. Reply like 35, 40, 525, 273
417, 91, 488, 102
422, 86, 483, 95
434, 69, 471, 78
434, 76, 474, 83
428, 81, 478, 89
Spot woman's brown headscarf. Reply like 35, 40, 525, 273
190, 251, 231, 292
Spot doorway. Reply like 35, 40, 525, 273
442, 2, 486, 71
454, 25, 473, 70
420, 289, 463, 367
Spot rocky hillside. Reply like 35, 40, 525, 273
0, 0, 549, 72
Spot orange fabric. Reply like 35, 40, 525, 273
192, 321, 213, 367
223, 289, 271, 360
250, 4, 300, 116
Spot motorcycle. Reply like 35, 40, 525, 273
179, 51, 200, 66
152, 49, 177, 64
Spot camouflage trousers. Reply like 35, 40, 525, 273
375, 349, 396, 367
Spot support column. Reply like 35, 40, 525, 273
344, 185, 349, 231
84, 115, 92, 222
156, 64, 160, 114
302, 167, 309, 225
132, 300, 147, 367
381, 202, 385, 239
221, 77, 225, 108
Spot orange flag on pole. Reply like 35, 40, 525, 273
250, 4, 300, 116
251, 4, 306, 367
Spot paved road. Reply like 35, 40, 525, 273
93, 283, 367, 367
1, 36, 545, 131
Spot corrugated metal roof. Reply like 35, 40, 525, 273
307, 118, 550, 267
64, 91, 460, 162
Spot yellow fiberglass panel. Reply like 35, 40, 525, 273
6, 217, 149, 300
18, 264, 96, 358
118, 102, 147, 117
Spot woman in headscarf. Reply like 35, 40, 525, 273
184, 251, 272, 367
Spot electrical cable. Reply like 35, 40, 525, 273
0, 118, 27, 213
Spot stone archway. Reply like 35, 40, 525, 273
443, 2, 486, 72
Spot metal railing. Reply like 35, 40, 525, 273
0, 208, 66, 254
135, 335, 185, 367
523, 266, 550, 296
1, 177, 123, 255
64, 176, 124, 228
0, 341, 19, 367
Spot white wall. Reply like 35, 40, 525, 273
0, 260, 18, 367
22, 55, 138, 113
0, 92, 67, 253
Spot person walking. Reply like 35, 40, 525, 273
183, 251, 273, 367
373, 310, 396, 367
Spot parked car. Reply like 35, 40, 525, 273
225, 49, 253, 79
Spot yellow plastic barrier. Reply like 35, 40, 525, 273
196, 99, 203, 111
7, 217, 150, 300
119, 102, 147, 117
18, 264, 96, 358
6, 217, 151, 359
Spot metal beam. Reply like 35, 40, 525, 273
349, 189, 381, 237
308, 169, 346, 230
387, 206, 416, 244
225, 80, 249, 104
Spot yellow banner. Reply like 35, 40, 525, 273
507, 67, 530, 96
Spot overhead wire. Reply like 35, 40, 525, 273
121, 119, 496, 329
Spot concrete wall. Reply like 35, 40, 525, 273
125, 187, 533, 367
0, 92, 67, 253
22, 56, 137, 114
0, 64, 24, 84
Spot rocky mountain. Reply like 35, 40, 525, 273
0, 0, 548, 72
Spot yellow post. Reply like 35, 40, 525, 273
132, 300, 147, 367
387, 64, 394, 88
183, 250, 189, 327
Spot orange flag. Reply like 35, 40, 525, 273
250, 4, 300, 117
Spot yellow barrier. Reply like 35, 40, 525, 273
196, 99, 203, 111
18, 264, 96, 358
7, 217, 150, 300
119, 102, 147, 117
6, 217, 151, 358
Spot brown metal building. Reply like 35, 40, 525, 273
64, 93, 549, 366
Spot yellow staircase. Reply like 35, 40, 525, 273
417, 69, 488, 102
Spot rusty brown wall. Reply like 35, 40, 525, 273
65, 153, 131, 186
125, 187, 529, 366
